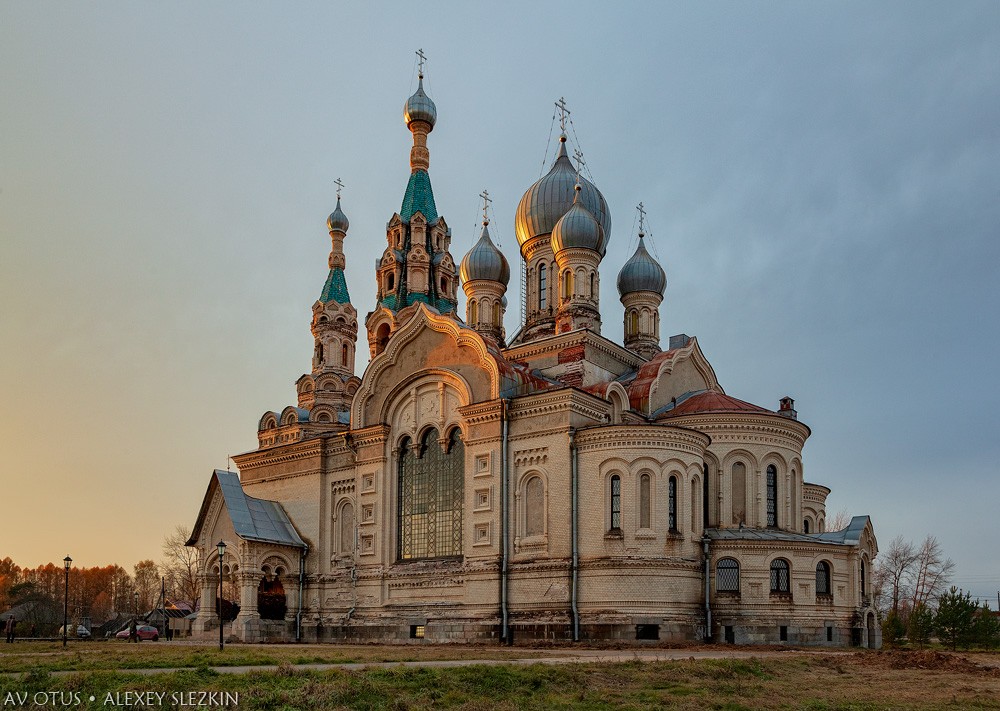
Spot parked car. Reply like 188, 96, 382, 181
57, 625, 91, 638
115, 625, 159, 641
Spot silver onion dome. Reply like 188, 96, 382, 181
403, 75, 437, 129
326, 196, 349, 233
551, 187, 605, 255
460, 222, 510, 286
617, 234, 666, 296
514, 136, 610, 254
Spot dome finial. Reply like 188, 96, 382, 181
327, 178, 349, 233
404, 49, 437, 131
479, 188, 492, 226
416, 48, 427, 79
637, 201, 647, 237
555, 96, 570, 133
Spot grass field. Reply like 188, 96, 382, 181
1, 643, 998, 709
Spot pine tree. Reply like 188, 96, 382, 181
935, 587, 977, 650
907, 602, 934, 649
973, 603, 1000, 649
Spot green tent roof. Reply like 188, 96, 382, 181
320, 267, 350, 304
400, 169, 438, 224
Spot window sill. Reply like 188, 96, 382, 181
816, 594, 834, 604
769, 592, 793, 601
635, 529, 657, 540
604, 528, 624, 540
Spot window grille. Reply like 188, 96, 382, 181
770, 559, 790, 593
538, 264, 547, 309
610, 475, 621, 530
702, 464, 710, 527
398, 428, 464, 560
716, 558, 740, 592
667, 476, 677, 531
766, 465, 778, 527
816, 561, 831, 595
639, 474, 651, 529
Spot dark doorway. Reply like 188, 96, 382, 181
257, 576, 287, 620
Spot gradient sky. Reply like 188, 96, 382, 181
2, 2, 998, 603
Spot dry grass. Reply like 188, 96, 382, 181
1, 644, 998, 709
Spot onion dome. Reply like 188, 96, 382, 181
326, 196, 349, 233
515, 135, 610, 254
617, 233, 666, 296
460, 221, 510, 285
551, 185, 605, 255
403, 74, 437, 129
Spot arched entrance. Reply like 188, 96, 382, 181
866, 612, 877, 649
257, 565, 287, 621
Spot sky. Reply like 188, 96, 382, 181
1, 2, 998, 603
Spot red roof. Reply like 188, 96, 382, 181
658, 390, 771, 418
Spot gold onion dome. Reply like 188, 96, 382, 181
617, 233, 666, 296
403, 74, 437, 129
551, 185, 605, 255
460, 221, 510, 286
514, 136, 610, 254
326, 196, 349, 233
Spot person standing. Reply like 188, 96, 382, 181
4, 615, 15, 643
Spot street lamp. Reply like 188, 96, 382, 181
217, 540, 226, 652
62, 556, 71, 648
133, 591, 139, 642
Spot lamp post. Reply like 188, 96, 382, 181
133, 591, 139, 642
62, 556, 71, 648
217, 540, 226, 652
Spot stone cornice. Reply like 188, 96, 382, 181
665, 414, 810, 449
509, 388, 606, 422
575, 424, 711, 455
457, 400, 502, 426
503, 329, 646, 370
234, 438, 324, 470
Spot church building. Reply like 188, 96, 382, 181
186, 61, 880, 647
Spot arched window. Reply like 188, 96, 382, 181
493, 302, 501, 326
766, 464, 778, 527
770, 559, 790, 593
469, 300, 478, 324
398, 428, 464, 560
816, 561, 831, 596
860, 558, 866, 598
690, 479, 698, 532
590, 272, 596, 299
702, 464, 710, 527
525, 476, 544, 536
667, 476, 678, 531
339, 502, 355, 555
627, 310, 638, 336
538, 264, 548, 310
803, 518, 811, 534
387, 272, 395, 291
341, 343, 349, 367
731, 462, 746, 526
638, 473, 651, 529
609, 475, 621, 530
562, 270, 573, 299
716, 558, 740, 592
376, 323, 391, 355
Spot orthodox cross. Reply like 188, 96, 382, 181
636, 202, 647, 234
334, 177, 345, 199
479, 188, 492, 223
416, 48, 427, 77
573, 148, 586, 185
555, 96, 570, 133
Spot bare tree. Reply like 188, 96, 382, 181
827, 509, 851, 532
133, 560, 160, 613
877, 535, 918, 615
160, 525, 200, 606
908, 535, 955, 610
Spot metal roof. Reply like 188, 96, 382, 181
320, 267, 351, 304
186, 470, 306, 549
706, 516, 872, 547
460, 222, 510, 285
617, 234, 666, 296
400, 169, 439, 224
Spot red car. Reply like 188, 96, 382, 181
115, 625, 159, 641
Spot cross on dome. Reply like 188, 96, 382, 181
416, 48, 427, 77
555, 97, 571, 133
636, 202, 647, 235
335, 177, 345, 199
479, 188, 492, 224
